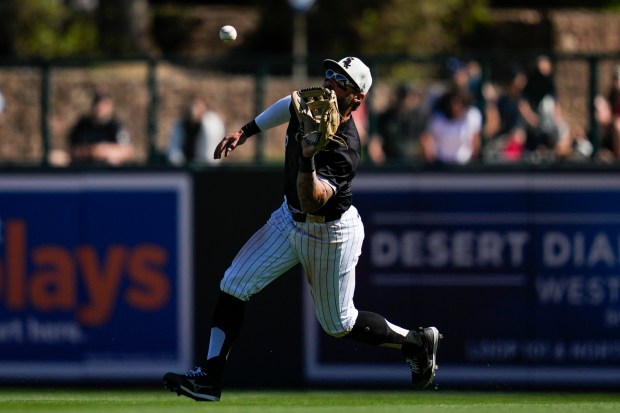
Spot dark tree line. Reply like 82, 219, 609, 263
0, 0, 618, 59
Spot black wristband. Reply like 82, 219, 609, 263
298, 156, 315, 173
240, 120, 260, 138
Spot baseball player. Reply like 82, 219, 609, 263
164, 57, 441, 401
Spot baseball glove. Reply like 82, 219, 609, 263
291, 87, 346, 151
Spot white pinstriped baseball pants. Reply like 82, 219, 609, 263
220, 200, 365, 336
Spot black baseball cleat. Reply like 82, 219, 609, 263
403, 326, 442, 389
163, 366, 221, 401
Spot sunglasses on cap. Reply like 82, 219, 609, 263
325, 69, 358, 91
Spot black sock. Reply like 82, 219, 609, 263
344, 311, 406, 347
203, 291, 246, 381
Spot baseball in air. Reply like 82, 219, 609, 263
219, 25, 237, 43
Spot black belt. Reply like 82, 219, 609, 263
290, 210, 342, 223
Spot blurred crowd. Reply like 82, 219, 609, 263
366, 55, 610, 167
3, 54, 619, 168
46, 87, 226, 168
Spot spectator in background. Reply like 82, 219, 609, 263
594, 65, 620, 162
367, 84, 428, 164
554, 124, 593, 162
443, 58, 488, 116
432, 58, 497, 144
518, 55, 570, 162
496, 69, 528, 138
167, 94, 225, 166
420, 86, 482, 165
482, 68, 529, 163
67, 90, 134, 165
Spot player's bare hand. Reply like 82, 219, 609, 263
214, 131, 248, 159
300, 138, 318, 158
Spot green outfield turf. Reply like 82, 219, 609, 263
1, 389, 619, 413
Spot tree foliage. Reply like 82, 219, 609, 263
243, 0, 489, 57
490, 0, 619, 7
353, 0, 490, 55
2, 0, 620, 59
0, 0, 98, 58
0, 0, 490, 58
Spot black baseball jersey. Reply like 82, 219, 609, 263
284, 103, 361, 217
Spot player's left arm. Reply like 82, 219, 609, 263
297, 173, 334, 213
297, 139, 335, 213
215, 96, 291, 159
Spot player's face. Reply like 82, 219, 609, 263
324, 69, 358, 91
323, 70, 364, 113
336, 93, 357, 113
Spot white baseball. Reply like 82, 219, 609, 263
219, 25, 237, 43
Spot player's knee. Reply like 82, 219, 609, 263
316, 316, 355, 338
219, 280, 250, 302
324, 328, 350, 338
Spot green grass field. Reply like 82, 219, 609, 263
1, 388, 620, 413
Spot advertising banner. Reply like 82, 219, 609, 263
304, 173, 620, 387
0, 173, 192, 380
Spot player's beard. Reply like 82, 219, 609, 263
337, 94, 355, 115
